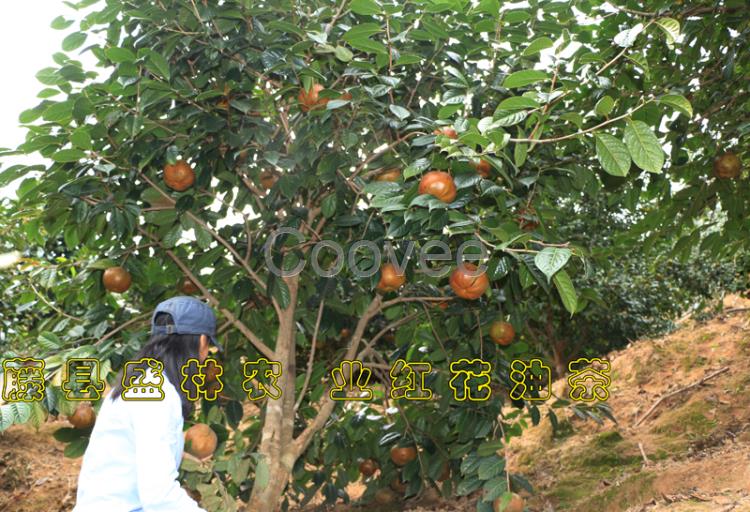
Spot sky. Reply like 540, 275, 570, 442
0, 1, 91, 200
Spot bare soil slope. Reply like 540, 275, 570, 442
507, 294, 750, 512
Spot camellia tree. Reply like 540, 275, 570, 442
0, 0, 747, 511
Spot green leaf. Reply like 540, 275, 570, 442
64, 437, 89, 458
321, 194, 337, 218
623, 120, 664, 173
502, 70, 548, 89
553, 270, 578, 315
497, 96, 539, 111
477, 456, 505, 480
655, 17, 680, 44
350, 0, 380, 15
389, 104, 410, 120
334, 45, 353, 62
19, 108, 44, 124
106, 47, 136, 63
614, 23, 644, 48
51, 148, 86, 162
62, 32, 87, 52
254, 455, 271, 490
71, 127, 93, 150
595, 134, 631, 177
145, 50, 171, 80
513, 140, 527, 168
51, 16, 75, 30
658, 94, 692, 118
594, 96, 614, 117
342, 23, 382, 42
522, 37, 553, 56
534, 248, 572, 281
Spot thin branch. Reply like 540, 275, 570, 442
634, 366, 729, 427
509, 101, 652, 144
294, 298, 325, 412
357, 312, 420, 359
94, 312, 151, 347
138, 226, 276, 359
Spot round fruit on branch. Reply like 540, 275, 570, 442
68, 402, 96, 429
433, 126, 458, 139
390, 445, 417, 466
163, 160, 195, 191
358, 458, 379, 477
493, 493, 525, 512
184, 423, 218, 460
259, 170, 279, 190
179, 277, 199, 294
376, 263, 406, 293
103, 266, 132, 293
489, 320, 515, 346
713, 151, 742, 179
418, 171, 457, 203
373, 167, 402, 182
449, 263, 489, 300
472, 159, 492, 178
298, 83, 327, 112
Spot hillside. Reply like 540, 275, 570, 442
507, 294, 750, 512
2, 296, 749, 511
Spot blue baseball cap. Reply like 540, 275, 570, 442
151, 296, 221, 351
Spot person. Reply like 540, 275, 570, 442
73, 296, 221, 511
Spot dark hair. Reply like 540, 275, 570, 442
111, 312, 201, 419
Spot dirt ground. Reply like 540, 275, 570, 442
2, 295, 750, 511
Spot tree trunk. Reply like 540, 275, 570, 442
247, 276, 299, 511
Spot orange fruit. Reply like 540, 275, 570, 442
374, 168, 402, 182
449, 263, 489, 300
359, 458, 378, 477
103, 266, 132, 293
298, 84, 327, 112
184, 424, 218, 459
472, 159, 492, 178
68, 402, 96, 429
493, 493, 525, 512
259, 170, 278, 190
179, 277, 199, 294
390, 446, 417, 466
489, 320, 515, 346
433, 127, 458, 139
376, 263, 406, 293
418, 171, 457, 203
516, 206, 540, 231
163, 160, 195, 191
713, 152, 742, 179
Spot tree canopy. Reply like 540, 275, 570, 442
0, 0, 747, 510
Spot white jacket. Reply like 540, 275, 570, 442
73, 375, 205, 512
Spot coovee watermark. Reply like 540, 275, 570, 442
263, 227, 489, 278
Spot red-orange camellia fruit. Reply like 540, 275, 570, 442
163, 160, 195, 191
472, 159, 492, 178
433, 127, 458, 139
449, 263, 489, 300
374, 168, 401, 182
390, 446, 417, 466
359, 458, 378, 477
418, 171, 457, 203
376, 263, 406, 293
713, 151, 742, 179
489, 320, 515, 346
298, 84, 327, 112
68, 402, 96, 429
103, 266, 132, 293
